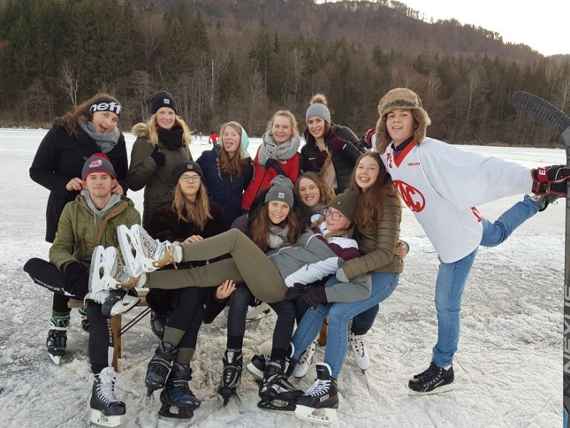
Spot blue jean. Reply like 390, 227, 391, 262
432, 195, 539, 367
292, 272, 399, 378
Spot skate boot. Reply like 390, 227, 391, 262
349, 332, 370, 372
117, 224, 182, 277
408, 362, 454, 394
145, 342, 177, 396
46, 315, 69, 365
158, 362, 200, 421
246, 353, 267, 382
292, 340, 317, 378
258, 360, 303, 411
218, 349, 243, 405
532, 165, 570, 196
295, 363, 339, 425
89, 367, 125, 427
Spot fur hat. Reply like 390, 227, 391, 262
81, 153, 116, 180
172, 160, 204, 182
265, 175, 294, 208
150, 90, 177, 114
328, 189, 358, 222
375, 88, 431, 152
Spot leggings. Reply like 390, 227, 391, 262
86, 301, 111, 374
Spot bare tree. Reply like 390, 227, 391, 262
60, 61, 79, 106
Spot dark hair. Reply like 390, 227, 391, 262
249, 204, 302, 252
295, 172, 334, 208
62, 93, 120, 136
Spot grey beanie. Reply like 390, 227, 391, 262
265, 175, 294, 208
305, 103, 331, 124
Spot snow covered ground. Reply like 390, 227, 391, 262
0, 128, 565, 427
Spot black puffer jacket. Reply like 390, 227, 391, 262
29, 120, 128, 242
300, 124, 365, 192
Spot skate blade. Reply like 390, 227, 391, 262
408, 383, 455, 396
89, 408, 123, 427
258, 399, 296, 412
48, 353, 62, 365
158, 403, 194, 420
295, 405, 338, 425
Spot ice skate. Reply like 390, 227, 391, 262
246, 353, 267, 382
218, 349, 242, 406
145, 342, 177, 396
295, 363, 338, 425
117, 224, 181, 276
349, 332, 369, 372
158, 362, 200, 421
408, 362, 454, 394
46, 317, 68, 365
292, 340, 317, 378
89, 367, 125, 427
258, 360, 303, 411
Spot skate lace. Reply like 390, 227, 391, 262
305, 379, 330, 397
97, 369, 119, 403
350, 334, 366, 356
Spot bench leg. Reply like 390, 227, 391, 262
318, 319, 328, 347
111, 315, 122, 372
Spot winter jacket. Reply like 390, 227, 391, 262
300, 124, 365, 193
29, 120, 129, 242
197, 147, 253, 228
341, 185, 404, 279
241, 146, 300, 211
126, 123, 193, 229
49, 193, 140, 270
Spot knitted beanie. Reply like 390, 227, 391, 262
305, 102, 331, 124
265, 175, 294, 208
172, 160, 204, 182
81, 153, 116, 180
328, 189, 358, 222
150, 91, 177, 114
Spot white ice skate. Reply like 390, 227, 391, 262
349, 332, 369, 372
117, 224, 181, 276
292, 340, 317, 378
89, 367, 125, 427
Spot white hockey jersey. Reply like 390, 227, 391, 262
381, 138, 532, 263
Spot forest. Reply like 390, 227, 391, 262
0, 0, 568, 146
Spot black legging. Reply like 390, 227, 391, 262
86, 301, 111, 374
167, 287, 207, 349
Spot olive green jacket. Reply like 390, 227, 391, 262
342, 185, 404, 279
49, 192, 141, 270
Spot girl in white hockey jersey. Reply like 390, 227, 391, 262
374, 87, 568, 393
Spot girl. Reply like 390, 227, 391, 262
375, 87, 567, 393
127, 91, 192, 229
29, 93, 128, 365
197, 121, 253, 228
300, 94, 365, 193
295, 171, 335, 227
241, 110, 301, 211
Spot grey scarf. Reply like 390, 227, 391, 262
258, 132, 300, 166
81, 121, 121, 153
81, 189, 122, 219
267, 224, 290, 250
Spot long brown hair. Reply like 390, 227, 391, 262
62, 92, 119, 136
295, 172, 334, 208
172, 178, 212, 230
250, 204, 302, 252
350, 152, 390, 231
218, 121, 247, 176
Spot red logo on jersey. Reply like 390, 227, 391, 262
393, 180, 425, 213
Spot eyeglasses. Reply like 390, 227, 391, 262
180, 175, 201, 183
324, 208, 344, 220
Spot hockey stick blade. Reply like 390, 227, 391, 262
511, 91, 570, 148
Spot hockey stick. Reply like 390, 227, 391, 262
511, 91, 570, 424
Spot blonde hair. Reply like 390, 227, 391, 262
172, 178, 212, 230
266, 110, 299, 138
310, 93, 328, 105
219, 121, 247, 176
145, 113, 192, 147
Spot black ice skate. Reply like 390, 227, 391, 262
408, 362, 454, 394
218, 349, 243, 406
145, 342, 177, 396
295, 363, 339, 425
158, 362, 200, 421
46, 318, 68, 365
258, 360, 303, 411
246, 353, 267, 382
89, 367, 126, 427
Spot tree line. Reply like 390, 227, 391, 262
0, 0, 568, 147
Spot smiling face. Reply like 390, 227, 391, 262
307, 116, 326, 139
91, 111, 119, 134
298, 177, 321, 208
84, 172, 114, 198
156, 107, 176, 130
267, 200, 290, 224
178, 171, 201, 200
386, 108, 415, 146
271, 114, 293, 144
354, 155, 380, 191
222, 126, 241, 155
325, 207, 351, 233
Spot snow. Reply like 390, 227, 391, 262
0, 128, 565, 427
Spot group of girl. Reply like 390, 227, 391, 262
28, 87, 567, 426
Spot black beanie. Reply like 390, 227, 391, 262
150, 91, 177, 115
172, 160, 204, 182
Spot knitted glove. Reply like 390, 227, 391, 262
151, 146, 166, 167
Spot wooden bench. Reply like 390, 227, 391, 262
68, 290, 150, 371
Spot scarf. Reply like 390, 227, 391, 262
267, 224, 290, 250
257, 132, 300, 166
80, 122, 120, 154
158, 126, 184, 150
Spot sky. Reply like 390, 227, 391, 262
319, 0, 570, 56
